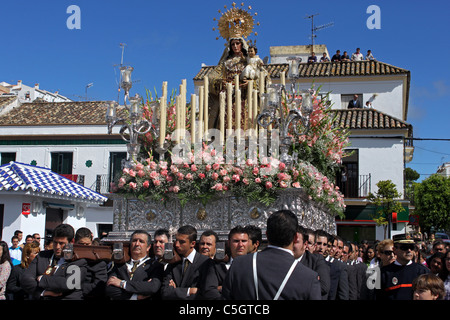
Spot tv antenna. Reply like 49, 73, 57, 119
305, 14, 334, 55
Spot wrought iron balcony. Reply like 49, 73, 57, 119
336, 173, 371, 198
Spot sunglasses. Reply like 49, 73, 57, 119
382, 250, 394, 256
396, 244, 415, 251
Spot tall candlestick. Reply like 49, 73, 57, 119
204, 76, 209, 137
219, 91, 225, 145
190, 94, 196, 144
176, 95, 181, 142
226, 82, 233, 132
280, 71, 286, 87
198, 87, 204, 142
236, 87, 241, 142
247, 80, 253, 132
159, 96, 167, 148
253, 89, 258, 138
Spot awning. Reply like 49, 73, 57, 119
0, 162, 107, 204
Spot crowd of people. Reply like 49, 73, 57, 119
0, 211, 449, 301
308, 48, 376, 63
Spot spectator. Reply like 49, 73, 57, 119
351, 48, 364, 61
365, 50, 375, 60
331, 50, 341, 62
308, 52, 317, 63
24, 235, 34, 245
347, 94, 362, 109
6, 241, 40, 300
9, 236, 22, 266
0, 241, 13, 300
431, 240, 447, 254
376, 239, 396, 268
320, 52, 330, 62
32, 233, 41, 246
412, 274, 445, 300
442, 251, 450, 300
341, 51, 350, 61
427, 252, 445, 277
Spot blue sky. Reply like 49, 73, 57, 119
1, 0, 449, 182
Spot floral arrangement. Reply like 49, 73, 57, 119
111, 87, 350, 217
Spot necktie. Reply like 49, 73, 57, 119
130, 261, 139, 279
183, 258, 190, 275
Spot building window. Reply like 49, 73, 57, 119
341, 93, 362, 109
109, 152, 127, 185
1, 152, 16, 165
51, 152, 73, 174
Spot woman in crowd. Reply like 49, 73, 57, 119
0, 241, 13, 300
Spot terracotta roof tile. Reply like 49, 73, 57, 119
332, 108, 411, 132
194, 60, 409, 80
0, 101, 127, 126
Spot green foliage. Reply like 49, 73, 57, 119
414, 174, 450, 230
405, 167, 420, 182
367, 180, 405, 238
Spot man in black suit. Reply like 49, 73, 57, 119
21, 224, 88, 300
105, 230, 163, 300
314, 230, 349, 300
222, 210, 322, 300
342, 241, 358, 300
294, 225, 330, 300
161, 225, 210, 300
348, 94, 362, 108
199, 226, 250, 300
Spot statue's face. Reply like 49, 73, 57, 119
248, 47, 255, 57
230, 39, 242, 54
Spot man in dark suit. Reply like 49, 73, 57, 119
21, 224, 88, 300
106, 230, 163, 300
347, 94, 362, 108
294, 225, 330, 300
342, 242, 358, 300
199, 226, 250, 300
314, 230, 349, 300
222, 210, 322, 300
161, 225, 210, 300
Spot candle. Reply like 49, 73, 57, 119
159, 96, 166, 148
176, 95, 181, 142
280, 71, 286, 87
247, 80, 253, 132
204, 76, 209, 136
219, 91, 225, 145
259, 74, 265, 96
191, 94, 196, 144
253, 89, 258, 138
236, 87, 241, 142
226, 82, 233, 132
198, 87, 204, 142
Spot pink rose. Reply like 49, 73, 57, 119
185, 173, 193, 180
279, 181, 288, 188
153, 179, 161, 186
279, 162, 286, 171
232, 174, 240, 183
137, 170, 145, 178
211, 183, 223, 191
265, 181, 273, 189
212, 172, 219, 180
129, 182, 137, 190
160, 169, 168, 176
128, 169, 136, 177
191, 164, 198, 172
176, 172, 184, 180
292, 182, 301, 188
122, 168, 130, 175
143, 180, 150, 188
205, 164, 212, 171
199, 173, 206, 179
220, 169, 228, 176
255, 178, 261, 183
223, 176, 230, 183
252, 167, 259, 175
173, 186, 180, 193
213, 163, 220, 170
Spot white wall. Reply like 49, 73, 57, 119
348, 135, 405, 196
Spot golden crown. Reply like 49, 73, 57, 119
213, 2, 260, 41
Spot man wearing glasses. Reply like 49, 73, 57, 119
377, 234, 429, 300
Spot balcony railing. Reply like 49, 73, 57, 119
89, 174, 111, 194
336, 174, 371, 198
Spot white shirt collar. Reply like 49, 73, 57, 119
267, 244, 294, 256
184, 248, 197, 264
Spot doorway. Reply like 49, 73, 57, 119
44, 208, 64, 240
